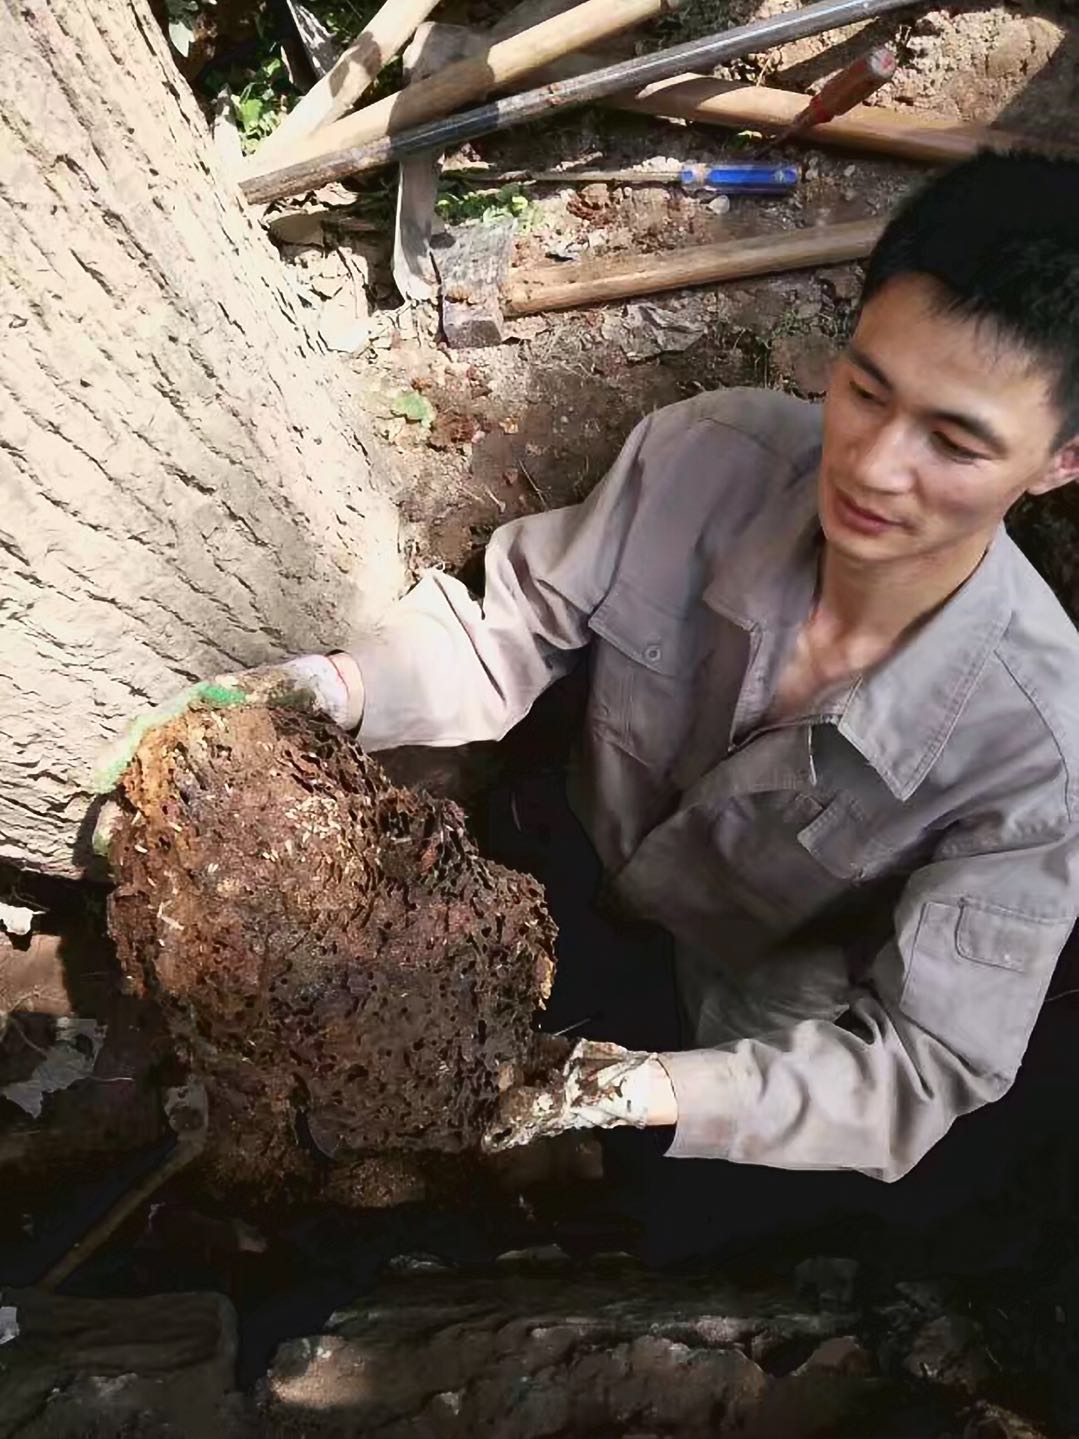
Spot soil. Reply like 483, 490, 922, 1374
265, 0, 1079, 610
106, 704, 557, 1210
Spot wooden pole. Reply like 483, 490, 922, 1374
613, 75, 1023, 165
370, 29, 1044, 169
502, 217, 885, 315
256, 0, 443, 158
241, 0, 673, 199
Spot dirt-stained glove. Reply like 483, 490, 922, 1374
91, 654, 364, 800
483, 1039, 678, 1152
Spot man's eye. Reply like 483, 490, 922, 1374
932, 432, 982, 463
850, 379, 884, 406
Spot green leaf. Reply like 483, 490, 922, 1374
234, 95, 264, 132
390, 391, 436, 426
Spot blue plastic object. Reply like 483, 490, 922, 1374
679, 164, 799, 194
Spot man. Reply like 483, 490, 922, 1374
101, 153, 1078, 1241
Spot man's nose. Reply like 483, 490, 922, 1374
851, 420, 916, 495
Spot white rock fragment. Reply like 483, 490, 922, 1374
0, 901, 40, 936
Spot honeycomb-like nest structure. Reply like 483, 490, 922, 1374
107, 705, 556, 1204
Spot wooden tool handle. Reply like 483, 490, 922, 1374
242, 0, 671, 192
503, 218, 884, 315
612, 74, 1027, 165
805, 45, 897, 124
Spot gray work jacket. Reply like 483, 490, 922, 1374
352, 389, 1079, 1180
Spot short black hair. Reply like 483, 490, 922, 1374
862, 152, 1079, 443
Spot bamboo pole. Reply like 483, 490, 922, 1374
256, 0, 443, 158
502, 217, 885, 315
613, 76, 1021, 165
241, 0, 673, 198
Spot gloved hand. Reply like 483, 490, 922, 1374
483, 1039, 678, 1152
90, 653, 364, 857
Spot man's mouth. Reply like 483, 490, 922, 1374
833, 489, 905, 535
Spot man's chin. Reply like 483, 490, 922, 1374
824, 523, 927, 571
819, 488, 917, 562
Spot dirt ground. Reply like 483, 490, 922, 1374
265, 0, 1079, 575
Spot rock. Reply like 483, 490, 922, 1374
894, 1279, 946, 1312
903, 1314, 993, 1393
746, 1358, 881, 1438
262, 1258, 954, 1439
964, 1400, 1049, 1439
771, 332, 839, 397
985, 18, 1034, 80
0, 1289, 244, 1438
317, 303, 369, 354
315, 248, 370, 352
434, 220, 517, 349
0, 903, 40, 937
0, 934, 70, 1018
607, 303, 707, 362
307, 255, 348, 300
798, 1335, 873, 1375
267, 211, 326, 247
795, 1257, 860, 1308
622, 187, 673, 238
261, 1263, 818, 1436
824, 267, 862, 303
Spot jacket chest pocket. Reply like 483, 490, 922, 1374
799, 792, 937, 887
712, 791, 847, 927
587, 582, 703, 771
713, 788, 920, 929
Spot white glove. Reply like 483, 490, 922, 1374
258, 653, 365, 729
484, 1039, 678, 1152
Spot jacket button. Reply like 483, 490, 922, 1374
644, 643, 662, 663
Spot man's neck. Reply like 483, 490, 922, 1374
818, 532, 992, 650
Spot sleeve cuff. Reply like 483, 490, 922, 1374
348, 623, 449, 751
657, 1048, 757, 1160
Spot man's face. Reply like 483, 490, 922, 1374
819, 273, 1077, 566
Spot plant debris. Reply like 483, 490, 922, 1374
391, 389, 436, 426
436, 183, 540, 231
106, 705, 557, 1208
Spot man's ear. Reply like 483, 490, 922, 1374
1028, 436, 1079, 496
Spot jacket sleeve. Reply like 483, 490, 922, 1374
658, 823, 1078, 1180
348, 413, 658, 751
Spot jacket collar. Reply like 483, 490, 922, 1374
704, 463, 1015, 802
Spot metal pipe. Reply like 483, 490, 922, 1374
242, 0, 923, 203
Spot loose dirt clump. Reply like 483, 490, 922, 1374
107, 705, 557, 1208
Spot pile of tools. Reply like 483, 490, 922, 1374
240, 0, 1040, 347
